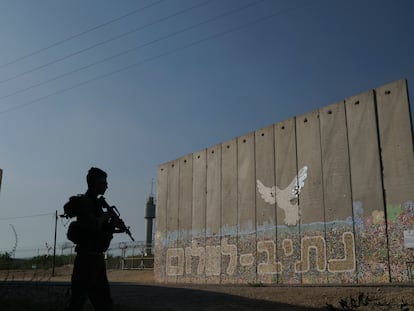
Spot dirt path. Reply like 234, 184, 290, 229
1, 267, 414, 310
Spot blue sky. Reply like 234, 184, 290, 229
0, 0, 413, 257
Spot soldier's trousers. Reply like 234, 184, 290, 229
67, 251, 114, 311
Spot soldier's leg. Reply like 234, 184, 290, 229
89, 254, 114, 311
67, 252, 95, 310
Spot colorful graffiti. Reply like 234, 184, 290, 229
165, 231, 355, 277
386, 201, 414, 282
158, 200, 414, 283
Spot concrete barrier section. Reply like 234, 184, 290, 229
155, 79, 414, 284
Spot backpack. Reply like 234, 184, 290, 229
63, 195, 84, 244
66, 221, 83, 244
63, 195, 84, 218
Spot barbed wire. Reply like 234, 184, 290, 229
0, 239, 154, 257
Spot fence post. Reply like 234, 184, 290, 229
52, 210, 57, 277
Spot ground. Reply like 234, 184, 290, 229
1, 267, 414, 310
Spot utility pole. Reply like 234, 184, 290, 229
52, 210, 57, 277
0, 168, 3, 193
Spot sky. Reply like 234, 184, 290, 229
0, 0, 413, 257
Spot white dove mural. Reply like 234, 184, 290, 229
257, 166, 308, 226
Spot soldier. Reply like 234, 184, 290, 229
65, 167, 125, 311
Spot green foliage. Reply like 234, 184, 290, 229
0, 253, 75, 271
0, 252, 12, 269
105, 255, 122, 269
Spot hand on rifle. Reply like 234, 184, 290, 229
98, 212, 112, 227
114, 218, 127, 233
98, 196, 135, 241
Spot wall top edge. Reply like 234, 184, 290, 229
375, 78, 407, 93
157, 79, 407, 168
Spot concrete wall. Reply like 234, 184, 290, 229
154, 79, 414, 284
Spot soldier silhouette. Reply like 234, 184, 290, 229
65, 167, 125, 311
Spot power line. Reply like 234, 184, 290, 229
0, 3, 309, 116
0, 0, 213, 84
0, 0, 167, 69
0, 212, 55, 221
0, 0, 263, 102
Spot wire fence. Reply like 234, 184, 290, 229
0, 240, 154, 282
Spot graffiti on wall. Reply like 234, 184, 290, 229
257, 166, 308, 226
165, 231, 355, 276
386, 201, 414, 281
351, 201, 414, 283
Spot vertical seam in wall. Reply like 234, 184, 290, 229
373, 89, 392, 283
404, 79, 414, 153
190, 155, 194, 283
191, 156, 196, 283
204, 150, 207, 284
294, 116, 302, 284
343, 99, 359, 283
219, 144, 223, 284
273, 124, 278, 284
317, 109, 328, 284
176, 160, 180, 284
253, 133, 257, 283
206, 150, 209, 284
236, 139, 239, 283
164, 165, 169, 284
218, 145, 222, 284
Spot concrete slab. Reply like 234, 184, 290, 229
166, 159, 180, 284
376, 79, 414, 282
221, 138, 238, 284
345, 90, 389, 284
206, 144, 221, 284
319, 101, 356, 284
296, 110, 327, 284
177, 155, 193, 283
255, 125, 277, 284
274, 118, 301, 284
154, 162, 169, 283
237, 132, 256, 283
191, 149, 207, 283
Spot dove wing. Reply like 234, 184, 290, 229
290, 166, 308, 197
256, 180, 276, 205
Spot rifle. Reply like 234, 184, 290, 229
99, 196, 135, 241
